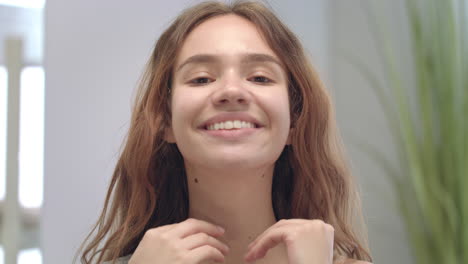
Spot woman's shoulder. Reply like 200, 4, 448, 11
103, 255, 370, 264
347, 261, 372, 264
102, 254, 132, 264
335, 259, 372, 264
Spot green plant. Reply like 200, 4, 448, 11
349, 0, 467, 263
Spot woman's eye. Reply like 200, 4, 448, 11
189, 77, 213, 85
249, 76, 272, 84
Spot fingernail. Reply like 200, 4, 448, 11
218, 226, 225, 233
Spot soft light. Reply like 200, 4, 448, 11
0, 0, 45, 9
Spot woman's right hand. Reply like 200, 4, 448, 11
128, 218, 229, 264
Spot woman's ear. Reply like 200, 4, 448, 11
164, 126, 176, 143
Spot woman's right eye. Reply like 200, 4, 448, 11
189, 77, 214, 85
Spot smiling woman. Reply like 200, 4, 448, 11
76, 1, 373, 264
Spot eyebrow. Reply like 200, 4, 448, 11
175, 53, 284, 73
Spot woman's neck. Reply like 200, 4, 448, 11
185, 163, 288, 263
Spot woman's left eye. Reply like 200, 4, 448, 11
189, 77, 213, 85
249, 76, 272, 84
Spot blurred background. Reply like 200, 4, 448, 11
1, 0, 466, 263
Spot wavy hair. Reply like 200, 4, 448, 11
76, 1, 372, 263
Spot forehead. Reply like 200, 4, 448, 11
175, 14, 279, 65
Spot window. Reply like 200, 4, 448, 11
0, 247, 42, 264
0, 0, 45, 9
0, 65, 44, 263
0, 66, 6, 201
19, 66, 44, 209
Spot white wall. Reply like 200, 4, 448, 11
268, 0, 330, 86
330, 0, 413, 263
42, 0, 411, 263
42, 0, 197, 262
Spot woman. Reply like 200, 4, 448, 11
77, 1, 373, 264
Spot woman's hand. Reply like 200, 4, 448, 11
129, 218, 229, 264
244, 219, 334, 264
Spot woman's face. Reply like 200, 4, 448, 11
167, 14, 291, 171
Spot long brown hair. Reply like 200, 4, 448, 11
76, 1, 372, 263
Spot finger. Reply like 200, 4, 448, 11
187, 245, 226, 264
154, 223, 178, 233
182, 232, 230, 255
247, 219, 303, 250
168, 218, 225, 239
245, 227, 287, 262
142, 223, 178, 239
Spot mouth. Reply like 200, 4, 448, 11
198, 112, 263, 131
197, 113, 265, 140
203, 120, 262, 131
199, 120, 263, 140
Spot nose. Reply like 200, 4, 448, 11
211, 79, 252, 108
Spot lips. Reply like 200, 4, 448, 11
198, 112, 264, 130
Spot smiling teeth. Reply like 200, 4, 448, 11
207, 120, 256, 130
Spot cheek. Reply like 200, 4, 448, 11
273, 97, 291, 142
170, 92, 203, 132
275, 104, 291, 133
268, 91, 290, 125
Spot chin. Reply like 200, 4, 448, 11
182, 146, 282, 172
213, 157, 260, 169
208, 154, 275, 172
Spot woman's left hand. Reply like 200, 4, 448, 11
244, 219, 335, 264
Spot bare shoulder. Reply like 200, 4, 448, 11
334, 259, 373, 264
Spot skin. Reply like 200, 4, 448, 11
129, 14, 371, 264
